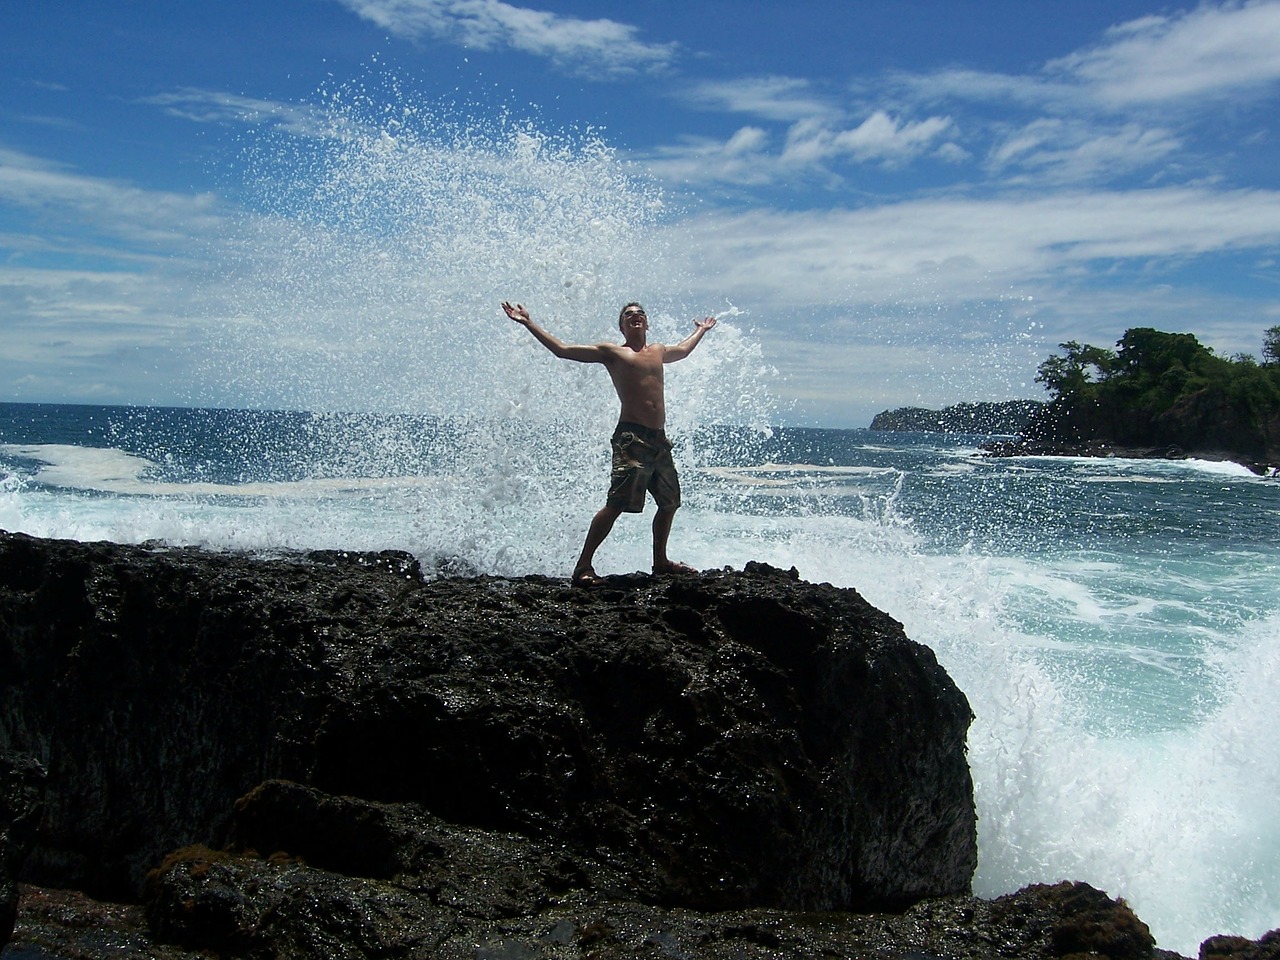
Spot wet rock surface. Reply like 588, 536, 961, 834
0, 753, 44, 948
15, 874, 1241, 960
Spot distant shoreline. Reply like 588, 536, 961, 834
869, 400, 1043, 436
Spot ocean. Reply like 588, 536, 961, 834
2, 400, 1277, 955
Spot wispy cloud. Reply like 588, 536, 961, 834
683, 76, 833, 122
893, 67, 1073, 113
830, 1, 1280, 188
675, 186, 1280, 311
783, 111, 956, 167
987, 120, 1183, 184
900, 2, 1280, 114
334, 0, 677, 77
643, 127, 775, 187
0, 148, 223, 251
139, 88, 337, 138
0, 148, 239, 404
1050, 0, 1280, 107
0, 150, 229, 309
643, 109, 958, 187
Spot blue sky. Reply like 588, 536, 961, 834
3, 0, 1280, 426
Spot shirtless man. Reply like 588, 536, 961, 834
502, 300, 717, 584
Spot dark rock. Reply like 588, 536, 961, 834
144, 849, 1163, 960
145, 846, 459, 958
1200, 929, 1280, 960
0, 531, 975, 916
304, 548, 424, 581
7, 883, 203, 959
227, 779, 634, 917
1, 752, 45, 948
0, 529, 1250, 959
990, 881, 1156, 959
871, 400, 1044, 435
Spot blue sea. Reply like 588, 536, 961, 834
2, 400, 1277, 955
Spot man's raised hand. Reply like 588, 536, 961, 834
494, 302, 524, 325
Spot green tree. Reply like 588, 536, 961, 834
1263, 325, 1280, 366
1113, 328, 1208, 381
1035, 340, 1116, 400
1026, 325, 1280, 460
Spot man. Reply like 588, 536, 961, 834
501, 299, 717, 584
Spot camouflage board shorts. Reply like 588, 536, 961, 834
606, 421, 681, 513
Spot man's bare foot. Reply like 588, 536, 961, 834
652, 561, 697, 576
572, 565, 600, 586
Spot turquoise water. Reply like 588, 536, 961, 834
3, 401, 1277, 954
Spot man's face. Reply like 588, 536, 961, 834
619, 304, 648, 335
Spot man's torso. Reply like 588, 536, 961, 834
603, 343, 666, 429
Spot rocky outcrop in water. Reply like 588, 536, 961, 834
870, 400, 1043, 435
1, 529, 978, 954
984, 329, 1280, 475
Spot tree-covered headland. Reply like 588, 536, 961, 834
997, 326, 1280, 473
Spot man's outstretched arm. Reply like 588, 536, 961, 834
502, 301, 608, 363
663, 316, 718, 363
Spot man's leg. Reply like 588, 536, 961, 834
652, 504, 686, 573
574, 504, 623, 580
650, 445, 693, 575
652, 505, 676, 569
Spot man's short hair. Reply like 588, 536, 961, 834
619, 302, 646, 326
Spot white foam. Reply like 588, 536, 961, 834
3, 442, 449, 499
833, 545, 1280, 956
4, 444, 156, 489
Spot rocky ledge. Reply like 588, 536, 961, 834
1, 531, 1275, 959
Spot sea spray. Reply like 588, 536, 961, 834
835, 523, 1280, 956
194, 73, 778, 571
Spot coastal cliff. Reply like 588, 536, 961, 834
1, 530, 1274, 959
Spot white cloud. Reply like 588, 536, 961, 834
723, 126, 769, 156
140, 89, 337, 138
865, 2, 1280, 191
934, 142, 971, 164
673, 186, 1280, 311
682, 76, 832, 121
0, 150, 223, 250
828, 111, 956, 165
988, 120, 1183, 183
641, 128, 773, 186
894, 67, 1071, 112
901, 2, 1280, 115
334, 0, 677, 77
643, 110, 956, 187
1051, 0, 1280, 107
0, 147, 241, 403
